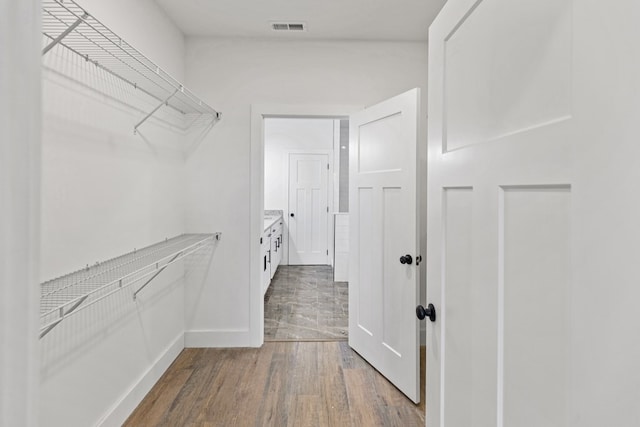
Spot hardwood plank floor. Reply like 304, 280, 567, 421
124, 342, 425, 427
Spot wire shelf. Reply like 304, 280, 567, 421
39, 233, 219, 339
42, 0, 221, 133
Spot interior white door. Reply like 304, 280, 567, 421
349, 88, 420, 403
288, 153, 329, 265
427, 1, 640, 426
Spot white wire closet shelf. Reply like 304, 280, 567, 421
41, 0, 221, 134
39, 233, 219, 339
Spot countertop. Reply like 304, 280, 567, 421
263, 212, 283, 233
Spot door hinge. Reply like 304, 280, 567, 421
326, 206, 329, 213
326, 250, 328, 255
327, 163, 330, 170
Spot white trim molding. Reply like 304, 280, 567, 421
98, 333, 185, 427
185, 329, 253, 348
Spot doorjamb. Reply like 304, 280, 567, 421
249, 104, 362, 346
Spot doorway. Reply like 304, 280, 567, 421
262, 117, 349, 341
250, 101, 425, 413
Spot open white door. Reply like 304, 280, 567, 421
288, 153, 329, 265
427, 0, 640, 426
349, 88, 420, 402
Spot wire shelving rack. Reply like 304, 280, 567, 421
41, 0, 221, 134
39, 233, 219, 339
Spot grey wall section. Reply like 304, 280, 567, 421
339, 120, 350, 213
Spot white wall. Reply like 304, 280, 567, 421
264, 118, 335, 211
184, 38, 428, 346
39, 1, 193, 426
73, 0, 185, 81
264, 118, 335, 266
0, 1, 41, 426
40, 1, 187, 280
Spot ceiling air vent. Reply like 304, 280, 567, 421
270, 22, 307, 32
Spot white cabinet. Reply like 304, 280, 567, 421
270, 220, 283, 279
262, 215, 284, 294
276, 220, 283, 266
261, 230, 271, 294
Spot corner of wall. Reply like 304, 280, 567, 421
97, 333, 185, 427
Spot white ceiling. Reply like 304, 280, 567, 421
154, 0, 447, 41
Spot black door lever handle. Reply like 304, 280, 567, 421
416, 304, 436, 322
400, 254, 413, 265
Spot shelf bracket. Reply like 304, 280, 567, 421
39, 294, 89, 339
134, 87, 180, 134
133, 251, 182, 300
42, 12, 89, 56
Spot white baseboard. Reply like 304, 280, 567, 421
97, 333, 185, 427
185, 329, 253, 348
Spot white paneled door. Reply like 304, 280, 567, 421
427, 1, 640, 426
288, 153, 329, 265
349, 88, 420, 403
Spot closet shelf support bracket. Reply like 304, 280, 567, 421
133, 251, 182, 300
133, 87, 180, 135
42, 12, 89, 56
39, 294, 89, 339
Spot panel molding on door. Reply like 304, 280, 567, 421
498, 185, 570, 427
442, 0, 572, 152
442, 187, 474, 427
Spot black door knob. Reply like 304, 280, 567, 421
290, 213, 295, 218
416, 304, 436, 322
400, 254, 413, 265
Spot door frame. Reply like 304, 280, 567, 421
1, 1, 41, 423
284, 149, 333, 266
249, 104, 362, 346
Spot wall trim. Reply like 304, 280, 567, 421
97, 333, 185, 427
332, 119, 342, 217
185, 329, 252, 348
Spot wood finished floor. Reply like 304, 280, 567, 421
124, 342, 426, 426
